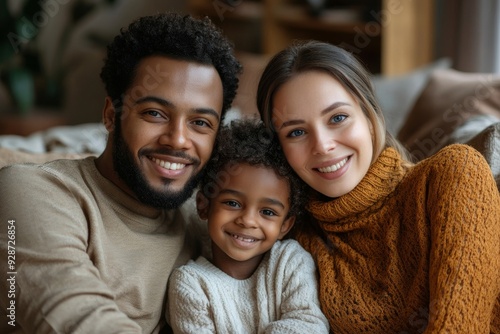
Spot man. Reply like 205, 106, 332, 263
0, 13, 241, 333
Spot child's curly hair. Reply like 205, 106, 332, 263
199, 118, 307, 219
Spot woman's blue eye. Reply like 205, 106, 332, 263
289, 129, 304, 137
331, 114, 347, 123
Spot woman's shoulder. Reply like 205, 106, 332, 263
419, 143, 488, 170
432, 143, 482, 157
409, 143, 495, 192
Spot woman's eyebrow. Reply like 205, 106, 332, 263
278, 101, 350, 130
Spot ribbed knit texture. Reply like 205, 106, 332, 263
167, 239, 329, 334
298, 144, 500, 333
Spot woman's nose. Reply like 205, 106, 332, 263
312, 128, 336, 155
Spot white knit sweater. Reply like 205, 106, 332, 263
167, 239, 329, 334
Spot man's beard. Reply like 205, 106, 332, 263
112, 117, 203, 209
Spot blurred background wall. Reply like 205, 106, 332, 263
0, 0, 498, 132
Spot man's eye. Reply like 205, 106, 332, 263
331, 114, 347, 123
193, 119, 209, 127
146, 110, 162, 118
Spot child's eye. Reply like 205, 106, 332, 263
331, 114, 347, 123
223, 200, 240, 208
261, 209, 277, 217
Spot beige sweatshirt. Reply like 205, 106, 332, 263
0, 157, 205, 333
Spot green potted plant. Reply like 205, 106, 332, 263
0, 0, 116, 116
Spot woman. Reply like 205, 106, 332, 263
257, 40, 500, 333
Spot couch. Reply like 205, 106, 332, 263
1, 53, 499, 190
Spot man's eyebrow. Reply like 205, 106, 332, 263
134, 96, 173, 107
194, 107, 220, 122
219, 189, 285, 209
134, 96, 220, 121
278, 101, 350, 130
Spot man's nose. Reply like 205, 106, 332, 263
158, 118, 191, 150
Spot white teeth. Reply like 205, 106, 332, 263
231, 233, 257, 243
318, 157, 348, 173
151, 157, 186, 170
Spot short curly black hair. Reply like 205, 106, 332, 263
100, 12, 242, 116
199, 118, 307, 219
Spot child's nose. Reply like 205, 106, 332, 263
235, 210, 258, 229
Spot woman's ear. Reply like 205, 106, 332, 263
102, 97, 116, 132
278, 216, 296, 239
196, 191, 210, 220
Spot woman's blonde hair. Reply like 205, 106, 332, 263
256, 40, 413, 164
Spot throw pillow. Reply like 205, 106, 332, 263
463, 122, 500, 191
397, 69, 500, 161
371, 58, 451, 135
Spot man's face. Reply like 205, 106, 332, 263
109, 56, 224, 209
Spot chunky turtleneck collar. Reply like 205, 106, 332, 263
308, 148, 407, 225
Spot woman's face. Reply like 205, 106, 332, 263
272, 70, 373, 198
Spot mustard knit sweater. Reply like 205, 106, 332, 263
297, 144, 500, 334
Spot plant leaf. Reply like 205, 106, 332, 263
0, 42, 16, 64
7, 68, 34, 114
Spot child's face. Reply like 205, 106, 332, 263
198, 164, 295, 267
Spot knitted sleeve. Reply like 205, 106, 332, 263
167, 265, 216, 334
264, 240, 330, 334
425, 145, 500, 333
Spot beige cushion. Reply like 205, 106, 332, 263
372, 58, 452, 135
462, 122, 500, 190
397, 69, 500, 161
0, 123, 106, 154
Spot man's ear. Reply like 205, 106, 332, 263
102, 97, 116, 132
278, 216, 295, 239
195, 191, 210, 220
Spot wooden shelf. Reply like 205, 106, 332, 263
273, 5, 365, 33
189, 0, 263, 21
189, 0, 435, 75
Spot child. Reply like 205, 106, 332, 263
167, 119, 329, 333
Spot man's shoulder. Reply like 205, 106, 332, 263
0, 157, 98, 200
1, 157, 94, 180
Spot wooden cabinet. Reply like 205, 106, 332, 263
188, 0, 435, 75
0, 112, 67, 136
